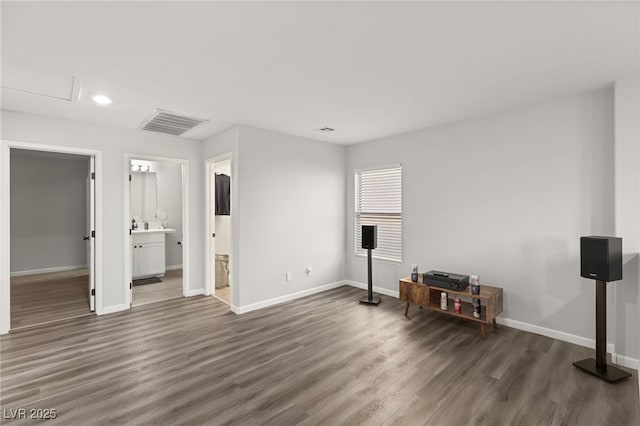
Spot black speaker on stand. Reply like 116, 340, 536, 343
359, 225, 381, 305
573, 236, 631, 383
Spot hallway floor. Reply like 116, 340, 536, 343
10, 268, 92, 329
215, 285, 231, 305
132, 269, 183, 307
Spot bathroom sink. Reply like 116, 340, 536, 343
132, 228, 176, 234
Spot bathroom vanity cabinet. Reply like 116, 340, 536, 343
132, 229, 175, 279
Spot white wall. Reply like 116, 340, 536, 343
613, 75, 640, 365
204, 126, 347, 309
147, 160, 183, 268
347, 88, 621, 352
1, 110, 205, 312
10, 150, 88, 274
235, 126, 346, 307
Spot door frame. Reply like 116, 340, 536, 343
0, 139, 103, 334
205, 154, 234, 308
123, 153, 190, 307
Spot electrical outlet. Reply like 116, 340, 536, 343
286, 271, 293, 281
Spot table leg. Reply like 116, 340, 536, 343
480, 323, 486, 339
492, 318, 497, 329
404, 302, 410, 317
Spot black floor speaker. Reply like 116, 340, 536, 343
359, 225, 381, 305
574, 236, 630, 383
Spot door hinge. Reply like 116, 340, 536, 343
212, 233, 215, 238
91, 230, 95, 238
129, 174, 132, 182
130, 282, 132, 289
91, 289, 95, 296
129, 229, 132, 235
91, 172, 95, 180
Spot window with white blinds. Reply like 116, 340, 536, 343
355, 166, 402, 262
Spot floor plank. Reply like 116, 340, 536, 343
1, 286, 638, 425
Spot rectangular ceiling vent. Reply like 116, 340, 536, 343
139, 109, 209, 136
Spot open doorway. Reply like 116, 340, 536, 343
8, 148, 96, 329
126, 156, 188, 307
208, 157, 232, 306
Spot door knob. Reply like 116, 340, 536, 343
83, 236, 90, 241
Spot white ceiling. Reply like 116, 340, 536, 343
1, 1, 638, 145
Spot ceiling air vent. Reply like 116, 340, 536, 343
139, 109, 208, 136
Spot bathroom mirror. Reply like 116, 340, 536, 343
130, 171, 157, 221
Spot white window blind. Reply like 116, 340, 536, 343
355, 166, 402, 262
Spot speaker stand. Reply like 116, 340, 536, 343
573, 280, 631, 383
359, 248, 381, 305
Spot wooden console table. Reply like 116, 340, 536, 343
399, 276, 503, 339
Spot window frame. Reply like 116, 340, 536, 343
354, 164, 402, 263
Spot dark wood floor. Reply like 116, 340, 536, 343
1, 286, 638, 425
10, 269, 92, 329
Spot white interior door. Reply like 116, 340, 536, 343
87, 156, 96, 312
210, 164, 216, 293
129, 171, 134, 305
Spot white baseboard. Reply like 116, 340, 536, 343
496, 319, 638, 369
101, 304, 129, 315
186, 289, 205, 297
166, 264, 183, 271
496, 317, 614, 352
346, 280, 399, 298
611, 353, 640, 370
233, 280, 348, 314
10, 264, 87, 277
344, 282, 638, 370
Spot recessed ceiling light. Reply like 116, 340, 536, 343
318, 127, 335, 133
92, 94, 112, 105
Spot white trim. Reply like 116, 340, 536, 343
1, 143, 10, 335
497, 317, 638, 370
1, 139, 103, 334
354, 163, 402, 173
495, 316, 614, 354
10, 265, 87, 277
166, 264, 183, 271
124, 154, 190, 308
346, 280, 400, 298
610, 353, 639, 371
102, 304, 129, 315
187, 289, 205, 297
233, 281, 347, 314
205, 154, 234, 305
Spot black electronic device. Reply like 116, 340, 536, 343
574, 236, 630, 383
361, 225, 377, 250
423, 270, 469, 291
580, 236, 622, 282
359, 225, 381, 305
